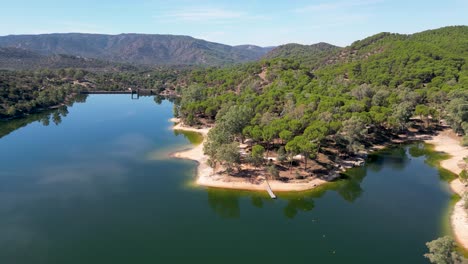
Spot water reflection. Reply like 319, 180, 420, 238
366, 146, 410, 172
251, 196, 263, 208
204, 171, 367, 220
408, 143, 426, 157
283, 197, 315, 219
204, 145, 430, 219
173, 130, 203, 145
0, 94, 176, 140
203, 143, 421, 219
207, 189, 240, 219
207, 148, 372, 219
0, 94, 88, 139
335, 167, 366, 202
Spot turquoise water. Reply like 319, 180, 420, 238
0, 95, 453, 263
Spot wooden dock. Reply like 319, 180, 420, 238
265, 180, 276, 199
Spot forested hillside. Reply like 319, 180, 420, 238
0, 47, 140, 71
263, 42, 340, 68
176, 26, 468, 176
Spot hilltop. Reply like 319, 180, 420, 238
263, 42, 340, 67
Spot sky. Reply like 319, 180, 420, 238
1, 0, 467, 47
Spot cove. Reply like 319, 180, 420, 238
0, 95, 454, 263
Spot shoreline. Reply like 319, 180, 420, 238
424, 130, 468, 251
169, 118, 339, 192
169, 118, 467, 250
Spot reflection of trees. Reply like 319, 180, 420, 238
283, 198, 315, 219
152, 95, 179, 106
70, 93, 88, 104
52, 112, 62, 125
335, 179, 363, 202
173, 130, 203, 145
40, 114, 50, 126
153, 95, 163, 105
334, 145, 416, 203
1, 110, 54, 138
367, 146, 409, 172
207, 189, 240, 219
0, 95, 87, 139
408, 143, 426, 158
203, 145, 420, 218
251, 196, 263, 208
57, 106, 69, 117
339, 166, 366, 202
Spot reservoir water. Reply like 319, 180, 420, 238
0, 95, 454, 263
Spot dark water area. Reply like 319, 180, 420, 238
0, 95, 453, 263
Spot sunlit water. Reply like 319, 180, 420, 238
0, 95, 453, 263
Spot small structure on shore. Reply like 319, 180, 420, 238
265, 179, 277, 199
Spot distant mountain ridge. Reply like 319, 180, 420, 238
263, 42, 341, 67
0, 33, 273, 66
0, 47, 138, 71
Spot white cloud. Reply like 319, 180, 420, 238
160, 8, 244, 22
295, 0, 384, 13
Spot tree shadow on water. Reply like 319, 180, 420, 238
283, 197, 315, 219
207, 189, 241, 219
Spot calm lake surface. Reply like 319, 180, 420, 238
0, 95, 453, 264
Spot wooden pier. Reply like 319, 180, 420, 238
265, 180, 276, 199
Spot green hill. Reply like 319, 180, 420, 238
176, 26, 468, 167
263, 42, 340, 67
0, 47, 137, 71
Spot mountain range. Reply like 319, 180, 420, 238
1, 26, 467, 71
0, 33, 274, 67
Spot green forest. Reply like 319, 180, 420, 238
176, 26, 468, 178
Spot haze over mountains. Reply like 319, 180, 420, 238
0, 33, 274, 67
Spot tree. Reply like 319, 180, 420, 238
340, 116, 367, 153
250, 126, 263, 142
424, 236, 462, 264
267, 165, 280, 180
277, 146, 287, 163
217, 105, 253, 141
279, 129, 293, 144
415, 104, 433, 128
74, 69, 85, 80
389, 101, 413, 131
204, 126, 233, 168
286, 136, 317, 170
285, 136, 301, 170
6, 106, 17, 116
217, 142, 241, 173
304, 121, 328, 149
250, 144, 265, 169
446, 98, 468, 135
262, 125, 276, 156
459, 170, 468, 184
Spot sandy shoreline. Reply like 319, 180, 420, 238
424, 130, 468, 251
169, 118, 467, 250
169, 118, 335, 192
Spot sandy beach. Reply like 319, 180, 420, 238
424, 130, 468, 250
170, 118, 336, 192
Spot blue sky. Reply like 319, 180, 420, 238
1, 0, 467, 47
